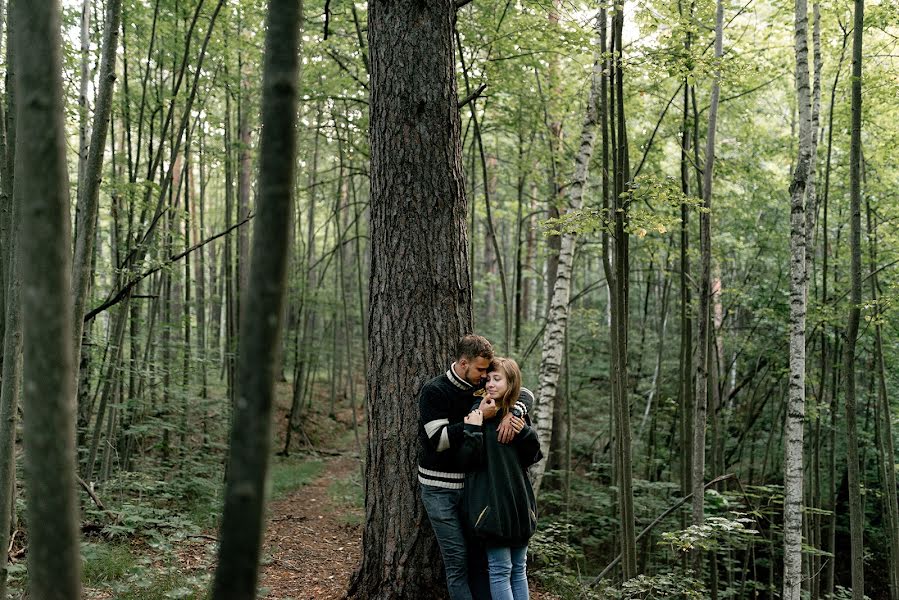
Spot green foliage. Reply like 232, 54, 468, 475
530, 519, 585, 571
108, 568, 209, 600
541, 175, 701, 239
660, 515, 759, 553
596, 569, 707, 599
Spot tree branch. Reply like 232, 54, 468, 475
84, 213, 254, 323
76, 475, 105, 511
458, 82, 487, 109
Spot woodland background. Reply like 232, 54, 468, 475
0, 0, 897, 598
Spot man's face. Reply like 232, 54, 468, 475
460, 356, 491, 386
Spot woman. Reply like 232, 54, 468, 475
462, 357, 542, 600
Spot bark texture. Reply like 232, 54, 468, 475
13, 0, 82, 596
783, 0, 813, 595
349, 0, 472, 596
211, 0, 301, 595
843, 1, 865, 596
692, 0, 723, 531
71, 0, 122, 433
0, 162, 19, 598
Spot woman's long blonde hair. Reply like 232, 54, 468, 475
488, 357, 522, 416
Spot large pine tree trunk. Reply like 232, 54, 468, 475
349, 1, 471, 596
211, 0, 301, 595
783, 0, 813, 595
13, 1, 82, 596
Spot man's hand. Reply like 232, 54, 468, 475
478, 397, 498, 420
464, 408, 484, 426
497, 413, 525, 444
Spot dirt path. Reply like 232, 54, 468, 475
258, 454, 363, 600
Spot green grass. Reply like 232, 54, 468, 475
269, 456, 324, 499
111, 571, 207, 600
81, 541, 136, 585
327, 470, 364, 525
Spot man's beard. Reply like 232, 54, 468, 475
463, 366, 485, 388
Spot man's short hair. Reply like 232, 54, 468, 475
456, 334, 494, 362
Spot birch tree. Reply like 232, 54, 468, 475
532, 12, 603, 495
783, 0, 813, 594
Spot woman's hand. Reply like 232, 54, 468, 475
464, 408, 484, 426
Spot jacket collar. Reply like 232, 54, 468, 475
447, 362, 474, 390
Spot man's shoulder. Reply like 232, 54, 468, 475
419, 373, 451, 396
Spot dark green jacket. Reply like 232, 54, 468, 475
462, 415, 543, 547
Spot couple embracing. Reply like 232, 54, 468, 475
418, 334, 543, 600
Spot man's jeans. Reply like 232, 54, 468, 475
421, 484, 473, 600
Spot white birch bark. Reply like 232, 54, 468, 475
531, 15, 602, 495
783, 0, 813, 594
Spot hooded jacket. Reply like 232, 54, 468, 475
462, 413, 543, 547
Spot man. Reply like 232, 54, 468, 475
418, 335, 531, 600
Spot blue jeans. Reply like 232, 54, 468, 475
486, 545, 528, 600
421, 484, 472, 600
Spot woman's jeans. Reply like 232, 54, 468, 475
486, 545, 529, 600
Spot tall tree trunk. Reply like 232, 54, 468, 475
783, 0, 813, 593
866, 200, 899, 600
678, 14, 694, 538
0, 160, 19, 598
13, 1, 82, 595
609, 5, 636, 579
531, 13, 602, 495
211, 0, 300, 593
71, 0, 122, 430
692, 0, 723, 536
821, 26, 847, 600
843, 0, 865, 595
349, 0, 472, 595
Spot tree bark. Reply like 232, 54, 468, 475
692, 0, 723, 535
13, 1, 82, 595
783, 0, 813, 594
211, 0, 301, 594
843, 0, 865, 596
71, 0, 122, 431
349, 0, 472, 595
0, 154, 19, 598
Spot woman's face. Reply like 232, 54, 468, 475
485, 370, 508, 400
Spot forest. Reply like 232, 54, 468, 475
0, 0, 897, 598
